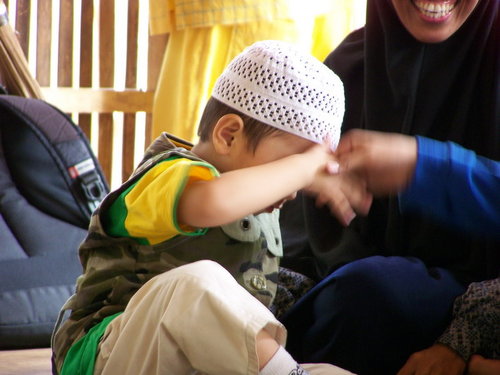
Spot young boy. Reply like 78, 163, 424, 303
52, 40, 369, 375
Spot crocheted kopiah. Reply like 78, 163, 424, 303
212, 40, 345, 148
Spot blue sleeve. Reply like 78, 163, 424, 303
399, 136, 500, 239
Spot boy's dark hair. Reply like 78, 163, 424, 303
197, 97, 282, 152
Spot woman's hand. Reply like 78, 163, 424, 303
396, 344, 466, 375
335, 129, 418, 196
467, 355, 500, 375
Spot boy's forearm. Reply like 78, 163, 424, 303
178, 153, 319, 228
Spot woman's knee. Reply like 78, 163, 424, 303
330, 256, 459, 296
313, 255, 463, 325
315, 256, 411, 305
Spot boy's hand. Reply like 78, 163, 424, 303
305, 166, 372, 226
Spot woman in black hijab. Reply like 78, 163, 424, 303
280, 1, 499, 374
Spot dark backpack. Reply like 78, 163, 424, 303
0, 94, 108, 348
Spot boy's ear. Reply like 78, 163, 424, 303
212, 114, 245, 154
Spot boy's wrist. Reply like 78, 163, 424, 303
304, 152, 331, 188
286, 152, 321, 187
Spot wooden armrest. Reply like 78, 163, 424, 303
41, 87, 154, 113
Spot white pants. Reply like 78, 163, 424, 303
94, 260, 354, 375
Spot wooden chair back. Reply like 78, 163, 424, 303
4, 0, 167, 186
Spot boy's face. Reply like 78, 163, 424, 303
234, 131, 315, 213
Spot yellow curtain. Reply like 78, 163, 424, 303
149, 0, 366, 142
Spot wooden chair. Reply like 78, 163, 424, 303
4, 0, 167, 187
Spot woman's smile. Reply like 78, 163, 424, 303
412, 0, 457, 21
391, 0, 479, 43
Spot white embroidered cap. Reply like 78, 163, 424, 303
212, 40, 344, 147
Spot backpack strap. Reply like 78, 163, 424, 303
0, 95, 109, 227
67, 157, 107, 212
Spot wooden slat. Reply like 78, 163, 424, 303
147, 35, 167, 92
98, 0, 115, 184
99, 0, 114, 86
41, 87, 154, 113
125, 0, 138, 89
145, 113, 152, 148
78, 113, 92, 140
122, 0, 139, 182
146, 33, 168, 147
79, 0, 93, 88
36, 0, 51, 86
58, 0, 73, 87
78, 0, 94, 139
123, 113, 136, 181
14, 0, 29, 57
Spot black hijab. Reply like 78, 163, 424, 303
299, 0, 499, 283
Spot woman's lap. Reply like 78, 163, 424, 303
281, 256, 466, 375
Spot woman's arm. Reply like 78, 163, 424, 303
400, 136, 500, 238
336, 130, 500, 238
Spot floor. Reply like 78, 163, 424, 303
0, 348, 52, 375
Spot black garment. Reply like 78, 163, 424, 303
281, 1, 499, 374
282, 256, 466, 375
298, 0, 500, 284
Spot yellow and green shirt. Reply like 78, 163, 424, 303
103, 155, 218, 245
